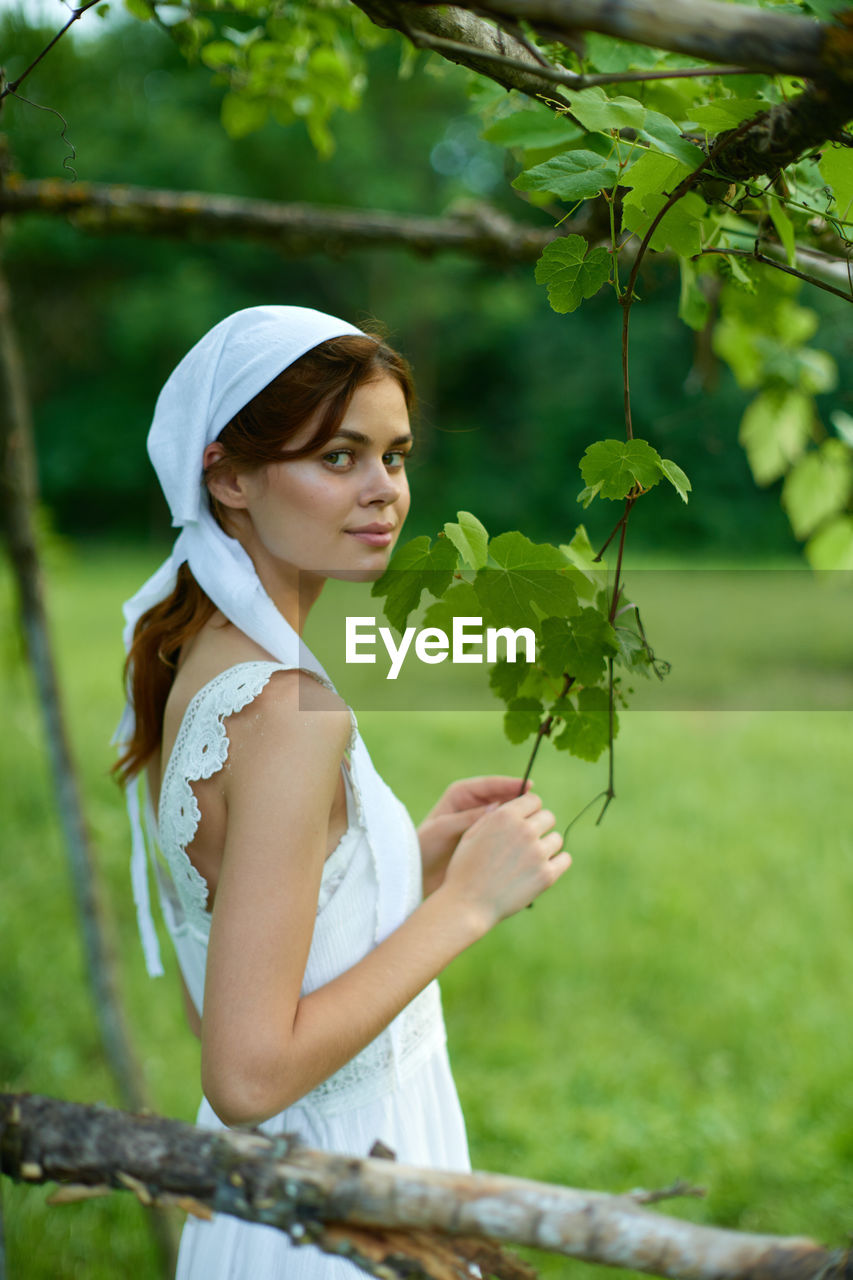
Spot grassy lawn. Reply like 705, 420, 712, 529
1, 543, 851, 1278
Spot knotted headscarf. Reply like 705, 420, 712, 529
118, 305, 409, 976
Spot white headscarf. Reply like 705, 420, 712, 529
119, 305, 409, 976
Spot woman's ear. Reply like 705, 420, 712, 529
203, 442, 249, 510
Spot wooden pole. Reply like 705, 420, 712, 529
0, 250, 178, 1275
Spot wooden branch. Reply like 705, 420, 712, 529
400, 0, 836, 80
0, 255, 178, 1273
355, 2, 853, 184
3, 1093, 852, 1280
0, 176, 561, 261
352, 0, 572, 102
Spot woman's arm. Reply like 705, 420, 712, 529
200, 672, 569, 1127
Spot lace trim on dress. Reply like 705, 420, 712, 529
304, 981, 446, 1116
156, 661, 359, 937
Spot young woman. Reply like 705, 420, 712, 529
117, 305, 570, 1278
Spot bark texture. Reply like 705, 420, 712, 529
0, 177, 559, 261
2, 1093, 852, 1280
356, 1, 853, 183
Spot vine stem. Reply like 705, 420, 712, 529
596, 494, 636, 563
595, 659, 616, 826
620, 113, 763, 439
0, 1, 101, 103
526, 103, 760, 836
698, 246, 853, 303
517, 674, 575, 796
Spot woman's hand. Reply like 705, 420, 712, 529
418, 776, 531, 896
438, 790, 570, 931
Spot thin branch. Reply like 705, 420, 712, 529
699, 245, 853, 303
0, 0, 101, 102
406, 27, 754, 90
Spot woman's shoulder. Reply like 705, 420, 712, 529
161, 620, 351, 780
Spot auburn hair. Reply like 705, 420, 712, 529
115, 331, 414, 784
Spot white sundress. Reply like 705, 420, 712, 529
144, 660, 471, 1279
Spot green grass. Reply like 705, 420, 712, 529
1, 544, 852, 1278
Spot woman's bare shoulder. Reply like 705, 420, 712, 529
160, 614, 349, 778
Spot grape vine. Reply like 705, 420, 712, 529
372, 427, 686, 824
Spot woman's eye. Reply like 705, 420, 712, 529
323, 450, 354, 469
383, 450, 409, 469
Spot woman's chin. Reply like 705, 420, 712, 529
331, 564, 389, 584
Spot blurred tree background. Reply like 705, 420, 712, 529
4, 1, 852, 555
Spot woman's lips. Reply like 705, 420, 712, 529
346, 528, 394, 547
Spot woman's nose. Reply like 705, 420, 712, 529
360, 459, 404, 506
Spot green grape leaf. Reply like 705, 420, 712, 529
686, 98, 767, 131
560, 525, 609, 600
659, 458, 692, 503
580, 438, 663, 499
621, 189, 705, 257
124, 0, 152, 17
781, 440, 853, 539
567, 87, 647, 133
621, 151, 691, 210
482, 109, 582, 151
443, 510, 489, 570
421, 580, 481, 635
539, 609, 619, 686
504, 697, 544, 744
639, 109, 704, 168
552, 687, 614, 762
513, 151, 620, 201
534, 236, 612, 314
819, 143, 853, 220
371, 534, 458, 632
566, 88, 701, 166
577, 482, 604, 508
768, 200, 797, 267
805, 515, 853, 571
738, 388, 814, 485
475, 532, 579, 628
489, 658, 529, 704
678, 258, 711, 332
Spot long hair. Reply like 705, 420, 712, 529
115, 331, 414, 784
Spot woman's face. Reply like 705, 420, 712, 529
206, 374, 412, 590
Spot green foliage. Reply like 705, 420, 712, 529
373, 511, 667, 765
579, 438, 692, 504
534, 235, 612, 313
513, 150, 620, 201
